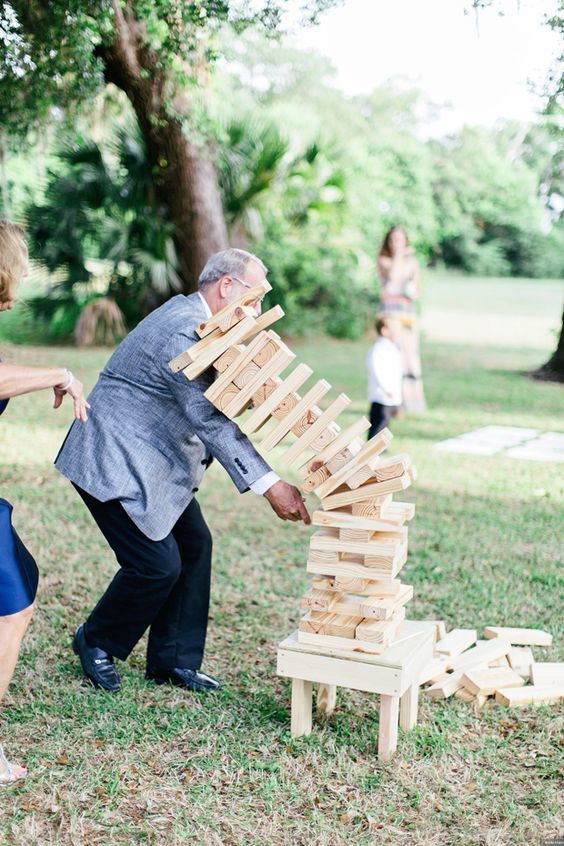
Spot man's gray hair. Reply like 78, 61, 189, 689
198, 248, 266, 289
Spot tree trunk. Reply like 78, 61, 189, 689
98, 2, 228, 294
534, 309, 564, 383
0, 135, 11, 217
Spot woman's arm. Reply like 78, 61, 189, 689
0, 364, 90, 421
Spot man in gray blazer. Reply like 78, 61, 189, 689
56, 248, 309, 693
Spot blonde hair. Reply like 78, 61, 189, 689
0, 220, 28, 303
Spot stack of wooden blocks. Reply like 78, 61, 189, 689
419, 625, 563, 707
169, 280, 418, 656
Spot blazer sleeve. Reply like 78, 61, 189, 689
163, 331, 272, 493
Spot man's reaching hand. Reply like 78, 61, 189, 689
264, 480, 311, 524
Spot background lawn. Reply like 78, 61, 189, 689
0, 273, 562, 845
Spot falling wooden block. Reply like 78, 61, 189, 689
221, 347, 296, 419
495, 685, 564, 707
251, 377, 280, 406
435, 629, 477, 658
283, 394, 350, 466
530, 663, 564, 686
214, 344, 245, 373
507, 646, 534, 680
320, 472, 413, 511
217, 304, 257, 333
484, 626, 553, 646
260, 380, 332, 452
314, 428, 393, 499
303, 417, 372, 473
195, 280, 271, 338
216, 384, 241, 412
312, 508, 411, 535
241, 363, 313, 435
302, 464, 333, 493
173, 315, 258, 379
461, 667, 525, 697
239, 305, 285, 342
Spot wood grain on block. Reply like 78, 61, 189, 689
299, 611, 362, 639
530, 663, 564, 686
360, 584, 413, 620
309, 527, 403, 560
181, 316, 258, 379
239, 304, 285, 343
345, 463, 376, 490
233, 361, 261, 388
304, 416, 371, 471
507, 647, 534, 680
306, 553, 406, 582
339, 527, 374, 542
214, 344, 244, 373
455, 687, 476, 702
299, 611, 332, 634
317, 683, 337, 716
222, 347, 295, 419
311, 575, 403, 596
320, 472, 413, 510
204, 330, 270, 404
372, 453, 412, 482
271, 391, 301, 420
283, 394, 350, 466
300, 589, 342, 613
260, 380, 331, 452
252, 337, 281, 367
216, 385, 241, 412
302, 464, 333, 493
355, 608, 406, 643
242, 363, 313, 435
418, 657, 450, 686
251, 377, 280, 406
297, 628, 388, 654
195, 279, 271, 338
302, 584, 412, 621
325, 447, 357, 476
307, 548, 340, 565
217, 304, 256, 333
461, 667, 525, 696
314, 428, 393, 499
435, 629, 477, 658
495, 685, 564, 707
350, 496, 394, 519
484, 626, 553, 646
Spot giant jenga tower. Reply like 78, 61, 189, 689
169, 281, 416, 655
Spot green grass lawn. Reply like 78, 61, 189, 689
0, 275, 562, 845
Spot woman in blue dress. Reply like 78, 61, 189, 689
0, 220, 89, 783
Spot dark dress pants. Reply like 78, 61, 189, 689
74, 485, 212, 672
368, 402, 398, 439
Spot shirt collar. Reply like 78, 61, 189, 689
197, 291, 212, 319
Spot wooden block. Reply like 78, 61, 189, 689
530, 663, 564, 686
232, 361, 261, 388
488, 655, 510, 669
351, 496, 394, 519
484, 626, 553, 646
260, 380, 332, 452
320, 472, 413, 511
251, 377, 280, 406
300, 589, 342, 613
217, 304, 257, 333
239, 304, 285, 342
435, 629, 477, 658
308, 548, 340, 565
311, 576, 403, 596
216, 384, 242, 412
495, 685, 564, 707
180, 316, 258, 379
424, 639, 512, 698
416, 620, 446, 642
371, 453, 412, 483
196, 280, 271, 338
355, 608, 406, 643
299, 611, 362, 639
339, 527, 374, 542
455, 687, 476, 702
296, 612, 407, 655
309, 527, 403, 561
306, 554, 406, 582
419, 657, 450, 686
462, 667, 525, 697
299, 611, 333, 634
222, 347, 296, 419
169, 328, 224, 371
204, 330, 272, 404
325, 447, 357, 476
283, 394, 351, 466
304, 417, 371, 471
241, 363, 313, 435
214, 344, 245, 373
345, 463, 376, 490
359, 585, 413, 620
507, 646, 534, 680
302, 464, 333, 493
314, 428, 393, 499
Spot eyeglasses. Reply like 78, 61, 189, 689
231, 275, 267, 304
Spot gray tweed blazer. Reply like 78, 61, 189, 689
55, 292, 271, 540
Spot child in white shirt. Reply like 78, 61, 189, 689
367, 316, 403, 437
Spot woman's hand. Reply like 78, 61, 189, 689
53, 372, 90, 422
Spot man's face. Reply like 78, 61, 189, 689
224, 259, 267, 315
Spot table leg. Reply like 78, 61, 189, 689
400, 683, 419, 732
378, 694, 399, 762
291, 678, 313, 737
317, 683, 337, 716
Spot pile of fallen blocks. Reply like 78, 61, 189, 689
419, 625, 563, 707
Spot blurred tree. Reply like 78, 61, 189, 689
0, 0, 338, 290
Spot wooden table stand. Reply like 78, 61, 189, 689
277, 621, 435, 761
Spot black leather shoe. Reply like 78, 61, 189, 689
146, 667, 222, 692
72, 625, 121, 692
